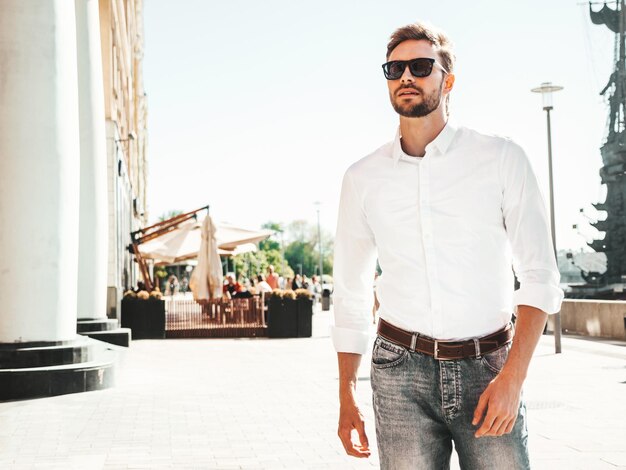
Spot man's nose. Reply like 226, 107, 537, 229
400, 64, 414, 84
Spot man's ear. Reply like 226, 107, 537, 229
444, 73, 455, 94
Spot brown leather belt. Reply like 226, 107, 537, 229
377, 318, 513, 360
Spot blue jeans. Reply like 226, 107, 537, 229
371, 335, 530, 470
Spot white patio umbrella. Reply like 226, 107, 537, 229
215, 224, 274, 250
138, 221, 272, 263
218, 243, 258, 257
139, 222, 199, 263
189, 215, 223, 300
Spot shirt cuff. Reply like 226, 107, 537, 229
331, 325, 371, 355
512, 282, 564, 315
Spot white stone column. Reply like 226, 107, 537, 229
0, 0, 80, 342
75, 0, 109, 321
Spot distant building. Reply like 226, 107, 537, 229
558, 250, 586, 284
99, 0, 149, 318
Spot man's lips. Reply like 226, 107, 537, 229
397, 88, 420, 97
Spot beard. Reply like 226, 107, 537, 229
391, 79, 444, 118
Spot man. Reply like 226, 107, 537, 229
309, 275, 322, 303
266, 265, 280, 290
222, 274, 242, 297
333, 22, 563, 469
292, 273, 303, 290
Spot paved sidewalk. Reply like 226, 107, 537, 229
0, 308, 624, 469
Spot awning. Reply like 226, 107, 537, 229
138, 219, 272, 264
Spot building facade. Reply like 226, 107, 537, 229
99, 0, 149, 318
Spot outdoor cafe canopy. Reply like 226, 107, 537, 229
138, 220, 273, 264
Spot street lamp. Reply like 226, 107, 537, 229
314, 201, 323, 284
276, 225, 285, 280
531, 81, 563, 354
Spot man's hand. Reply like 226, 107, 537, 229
338, 401, 371, 458
472, 305, 548, 438
337, 352, 370, 458
472, 372, 523, 437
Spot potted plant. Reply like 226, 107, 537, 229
267, 289, 301, 338
267, 289, 285, 338
121, 289, 165, 339
295, 288, 313, 338
282, 290, 298, 337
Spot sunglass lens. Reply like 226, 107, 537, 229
384, 61, 406, 80
408, 59, 433, 77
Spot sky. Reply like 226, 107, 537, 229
143, 0, 615, 252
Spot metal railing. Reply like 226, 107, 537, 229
165, 294, 267, 338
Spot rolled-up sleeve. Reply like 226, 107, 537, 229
500, 140, 564, 315
331, 169, 378, 354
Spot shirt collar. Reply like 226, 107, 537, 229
392, 120, 458, 166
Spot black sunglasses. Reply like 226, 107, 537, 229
381, 57, 449, 80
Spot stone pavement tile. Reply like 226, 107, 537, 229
601, 452, 626, 467
532, 449, 586, 463
533, 458, 620, 470
0, 463, 21, 470
564, 438, 626, 453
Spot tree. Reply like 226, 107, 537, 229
233, 219, 334, 281
282, 219, 334, 277
259, 221, 282, 252
232, 248, 293, 281
158, 210, 183, 222
258, 221, 293, 277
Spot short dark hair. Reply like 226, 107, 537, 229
386, 22, 455, 74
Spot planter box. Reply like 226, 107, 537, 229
283, 298, 299, 337
267, 297, 312, 338
267, 297, 287, 338
297, 298, 313, 337
121, 298, 165, 339
267, 297, 297, 338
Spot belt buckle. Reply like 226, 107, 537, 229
409, 333, 417, 352
434, 337, 483, 361
433, 339, 455, 361
434, 339, 443, 360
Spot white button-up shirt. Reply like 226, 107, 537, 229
331, 122, 564, 354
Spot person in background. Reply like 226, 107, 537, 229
255, 274, 273, 294
291, 274, 302, 290
266, 265, 280, 289
309, 275, 322, 303
165, 275, 179, 296
222, 274, 242, 297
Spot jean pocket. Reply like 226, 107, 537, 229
372, 336, 408, 369
480, 344, 509, 374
